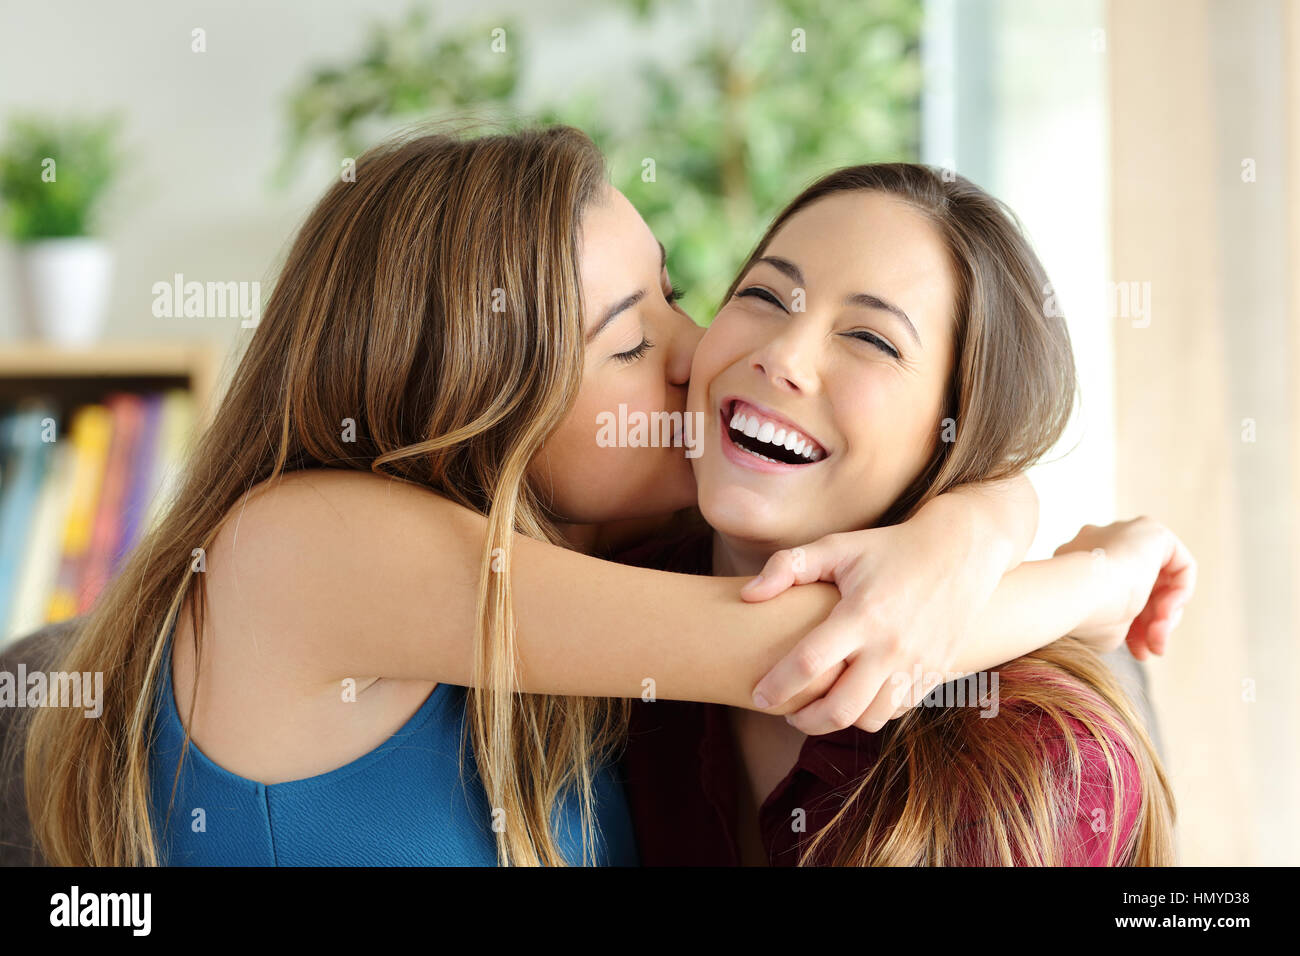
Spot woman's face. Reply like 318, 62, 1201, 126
688, 190, 959, 552
531, 184, 704, 525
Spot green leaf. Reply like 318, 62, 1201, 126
0, 113, 124, 240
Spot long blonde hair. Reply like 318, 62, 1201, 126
727, 164, 1175, 865
25, 124, 627, 866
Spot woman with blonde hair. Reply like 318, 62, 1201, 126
21, 128, 1188, 866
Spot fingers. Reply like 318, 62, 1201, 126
1146, 586, 1184, 655
740, 538, 840, 602
751, 602, 868, 709
1136, 538, 1195, 657
1140, 531, 1195, 656
773, 627, 953, 735
1131, 579, 1171, 657
1126, 527, 1196, 661
1147, 615, 1177, 655
786, 660, 950, 735
1158, 531, 1198, 612
1127, 585, 1185, 658
1127, 585, 1170, 657
856, 669, 942, 731
1126, 604, 1153, 660
784, 652, 898, 735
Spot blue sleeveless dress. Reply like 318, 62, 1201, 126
148, 622, 639, 866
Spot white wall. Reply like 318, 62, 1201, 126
923, 0, 1115, 557
0, 0, 664, 359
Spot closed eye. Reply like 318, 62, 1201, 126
735, 286, 787, 312
737, 285, 899, 358
844, 329, 900, 359
614, 338, 655, 364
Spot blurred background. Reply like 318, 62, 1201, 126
0, 0, 1295, 865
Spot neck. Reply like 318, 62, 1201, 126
556, 510, 687, 556
710, 531, 779, 578
555, 522, 600, 553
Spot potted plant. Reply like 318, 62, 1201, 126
0, 114, 123, 344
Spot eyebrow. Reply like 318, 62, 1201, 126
585, 241, 669, 344
754, 255, 923, 348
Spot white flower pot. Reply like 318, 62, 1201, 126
14, 237, 113, 344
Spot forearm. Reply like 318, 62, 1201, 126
250, 470, 841, 711
948, 550, 1101, 675
921, 473, 1039, 577
511, 560, 841, 710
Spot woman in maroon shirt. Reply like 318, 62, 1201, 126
619, 164, 1187, 866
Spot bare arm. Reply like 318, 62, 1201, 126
931, 473, 1039, 581
225, 470, 1185, 731
909, 522, 1195, 699
918, 473, 1080, 673
750, 514, 1193, 734
742, 473, 1044, 732
949, 551, 1101, 674
224, 469, 840, 712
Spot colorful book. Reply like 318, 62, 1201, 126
45, 404, 114, 623
142, 389, 197, 535
79, 393, 146, 613
6, 439, 76, 644
113, 392, 164, 574
0, 403, 57, 639
1, 386, 201, 638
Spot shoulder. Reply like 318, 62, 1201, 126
204, 469, 479, 673
236, 469, 465, 533
219, 469, 476, 580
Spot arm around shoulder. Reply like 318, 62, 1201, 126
225, 469, 842, 710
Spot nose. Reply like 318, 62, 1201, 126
751, 321, 819, 395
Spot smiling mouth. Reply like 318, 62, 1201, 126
722, 398, 828, 466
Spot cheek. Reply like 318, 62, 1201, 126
535, 390, 602, 492
688, 316, 747, 406
835, 371, 943, 477
533, 363, 696, 521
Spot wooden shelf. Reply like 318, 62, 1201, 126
0, 342, 226, 425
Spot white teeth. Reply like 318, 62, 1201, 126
726, 402, 825, 463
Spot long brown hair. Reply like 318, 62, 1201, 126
25, 124, 627, 866
727, 164, 1175, 865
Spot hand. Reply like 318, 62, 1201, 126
740, 504, 1008, 736
1052, 517, 1197, 660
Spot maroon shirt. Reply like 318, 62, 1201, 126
615, 529, 1144, 866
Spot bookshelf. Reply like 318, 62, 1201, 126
0, 343, 225, 425
0, 342, 227, 646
